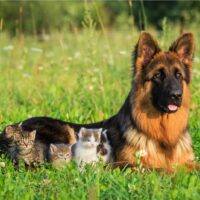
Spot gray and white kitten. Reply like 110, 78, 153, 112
72, 127, 102, 166
48, 143, 72, 168
5, 125, 47, 166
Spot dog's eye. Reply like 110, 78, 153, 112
154, 73, 161, 79
176, 72, 182, 80
153, 72, 163, 80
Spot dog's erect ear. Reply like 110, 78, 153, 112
135, 32, 160, 70
169, 33, 194, 66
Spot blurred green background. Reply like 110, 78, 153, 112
0, 0, 200, 36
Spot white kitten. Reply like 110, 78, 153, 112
72, 127, 102, 167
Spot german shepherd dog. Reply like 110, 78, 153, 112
0, 32, 197, 171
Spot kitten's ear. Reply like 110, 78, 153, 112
102, 130, 108, 140
30, 130, 36, 140
50, 144, 57, 153
96, 130, 101, 140
101, 130, 108, 143
5, 126, 14, 138
98, 128, 103, 133
169, 33, 194, 66
135, 32, 160, 72
78, 127, 85, 138
68, 144, 73, 150
18, 122, 23, 128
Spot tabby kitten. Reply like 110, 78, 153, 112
1, 125, 19, 159
48, 143, 72, 168
72, 127, 101, 166
5, 125, 47, 166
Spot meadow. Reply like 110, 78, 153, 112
0, 22, 200, 199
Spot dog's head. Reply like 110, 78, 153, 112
133, 32, 194, 114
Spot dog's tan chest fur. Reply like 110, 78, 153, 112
116, 128, 194, 169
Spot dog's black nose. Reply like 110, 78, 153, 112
169, 90, 182, 101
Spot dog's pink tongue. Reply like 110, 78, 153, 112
168, 104, 178, 111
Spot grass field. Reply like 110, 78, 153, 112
0, 24, 200, 199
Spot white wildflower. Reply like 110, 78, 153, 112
63, 45, 68, 50
22, 73, 32, 79
64, 67, 69, 71
91, 77, 97, 82
89, 85, 94, 90
108, 59, 114, 65
119, 51, 127, 55
31, 47, 43, 53
74, 51, 81, 58
17, 65, 23, 70
135, 149, 147, 158
3, 45, 14, 51
38, 66, 43, 71
93, 68, 100, 72
194, 57, 200, 63
0, 162, 5, 168
126, 35, 132, 40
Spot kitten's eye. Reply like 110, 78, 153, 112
59, 153, 64, 158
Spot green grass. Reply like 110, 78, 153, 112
0, 25, 200, 199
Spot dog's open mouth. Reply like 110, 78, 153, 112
158, 103, 180, 113
167, 104, 178, 112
